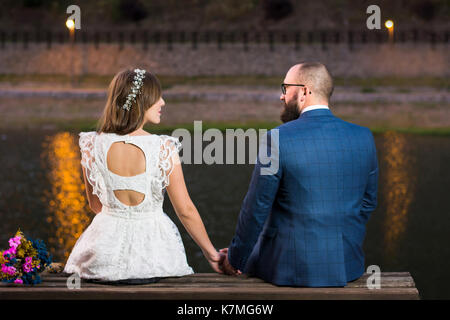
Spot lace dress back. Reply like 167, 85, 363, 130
63, 131, 194, 281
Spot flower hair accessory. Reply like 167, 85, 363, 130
122, 68, 146, 111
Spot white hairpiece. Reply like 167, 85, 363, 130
122, 68, 146, 111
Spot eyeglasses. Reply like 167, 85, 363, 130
281, 83, 305, 95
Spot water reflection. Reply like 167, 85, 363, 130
40, 132, 93, 261
1, 129, 448, 298
382, 131, 415, 258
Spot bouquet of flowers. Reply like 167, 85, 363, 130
0, 229, 52, 285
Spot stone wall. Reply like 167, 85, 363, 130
0, 42, 448, 77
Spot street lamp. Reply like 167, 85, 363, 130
66, 19, 75, 31
385, 20, 394, 44
66, 19, 75, 86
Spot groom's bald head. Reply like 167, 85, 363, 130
293, 62, 334, 102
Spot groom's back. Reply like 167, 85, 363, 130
279, 111, 376, 217
246, 109, 378, 287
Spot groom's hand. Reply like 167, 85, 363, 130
219, 248, 242, 276
205, 250, 225, 274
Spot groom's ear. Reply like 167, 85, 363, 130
297, 89, 305, 102
304, 86, 310, 96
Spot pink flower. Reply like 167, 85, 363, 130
14, 278, 23, 284
23, 263, 32, 273
1, 264, 9, 274
8, 236, 21, 249
25, 257, 32, 264
1, 264, 16, 276
3, 247, 17, 257
8, 266, 16, 275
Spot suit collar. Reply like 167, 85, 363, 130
301, 104, 329, 114
300, 108, 333, 118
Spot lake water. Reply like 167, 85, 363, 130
0, 128, 449, 299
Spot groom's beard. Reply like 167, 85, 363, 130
280, 96, 301, 123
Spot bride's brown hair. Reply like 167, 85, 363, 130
97, 68, 162, 135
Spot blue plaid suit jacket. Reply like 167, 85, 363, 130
228, 108, 378, 287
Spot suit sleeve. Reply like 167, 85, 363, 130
360, 130, 378, 222
228, 130, 282, 271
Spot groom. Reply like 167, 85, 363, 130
220, 62, 378, 287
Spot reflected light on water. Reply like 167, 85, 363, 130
382, 131, 415, 258
41, 132, 93, 261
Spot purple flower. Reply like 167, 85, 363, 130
25, 257, 32, 264
14, 278, 23, 284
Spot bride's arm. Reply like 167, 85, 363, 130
166, 160, 223, 273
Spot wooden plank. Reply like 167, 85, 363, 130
0, 286, 420, 300
40, 272, 414, 281
3, 273, 417, 287
0, 272, 419, 300
40, 271, 413, 278
45, 280, 417, 289
7, 282, 415, 291
37, 272, 416, 285
15, 276, 416, 289
43, 271, 414, 278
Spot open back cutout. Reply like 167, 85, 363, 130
106, 141, 146, 206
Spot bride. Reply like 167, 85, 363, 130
64, 68, 223, 283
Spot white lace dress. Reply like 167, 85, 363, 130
63, 131, 194, 281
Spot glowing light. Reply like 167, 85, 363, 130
41, 132, 93, 261
66, 19, 75, 30
382, 131, 415, 258
385, 20, 394, 29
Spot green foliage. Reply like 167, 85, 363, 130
204, 0, 260, 21
361, 87, 376, 93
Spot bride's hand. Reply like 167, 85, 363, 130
204, 250, 224, 274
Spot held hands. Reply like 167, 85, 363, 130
219, 248, 242, 276
204, 248, 242, 275
204, 249, 225, 274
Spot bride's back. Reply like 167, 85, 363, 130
106, 141, 147, 206
92, 69, 164, 208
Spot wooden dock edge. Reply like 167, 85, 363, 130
0, 270, 420, 300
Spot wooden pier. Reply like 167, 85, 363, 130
0, 270, 419, 300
